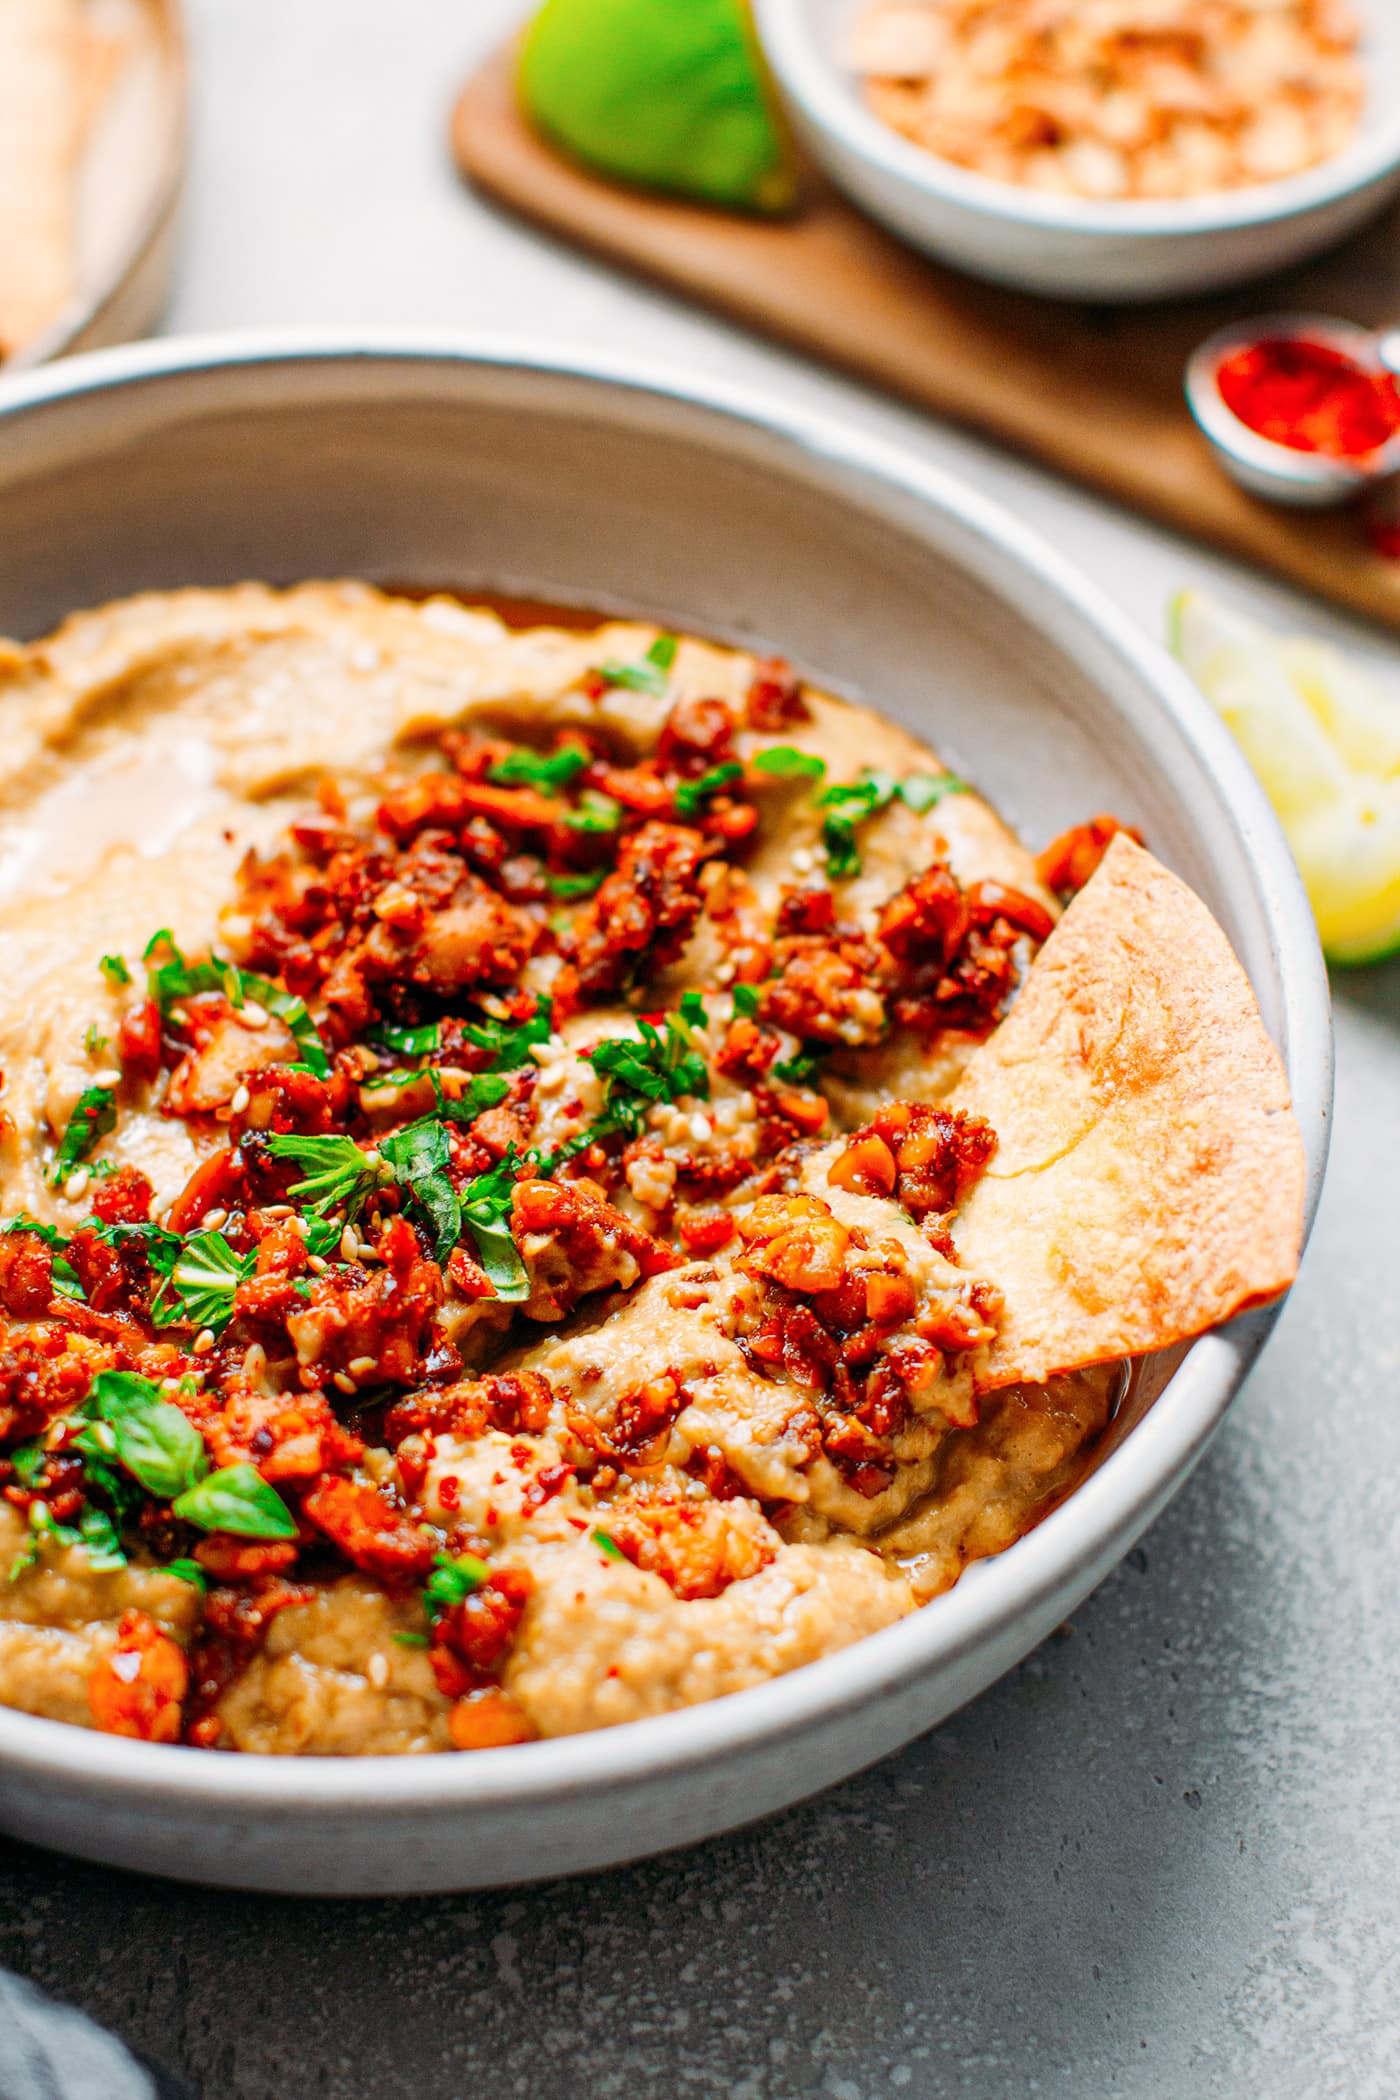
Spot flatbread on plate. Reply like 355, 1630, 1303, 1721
0, 0, 80, 356
952, 834, 1306, 1389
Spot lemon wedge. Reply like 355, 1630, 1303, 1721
518, 0, 797, 214
1171, 589, 1400, 966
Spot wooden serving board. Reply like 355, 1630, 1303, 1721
454, 43, 1400, 634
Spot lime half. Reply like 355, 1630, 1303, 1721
1171, 589, 1400, 966
519, 0, 797, 214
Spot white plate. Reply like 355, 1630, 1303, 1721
0, 334, 1332, 1893
756, 0, 1400, 301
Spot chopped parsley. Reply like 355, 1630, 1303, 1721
593, 634, 678, 697
816, 770, 899, 879
50, 1086, 117, 1185
149, 1227, 253, 1335
752, 745, 826, 782
98, 953, 132, 988
674, 761, 743, 818
171, 1464, 297, 1539
489, 745, 588, 793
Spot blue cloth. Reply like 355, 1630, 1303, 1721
0, 1971, 187, 2100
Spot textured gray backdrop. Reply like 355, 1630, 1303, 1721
1, 4, 1396, 2095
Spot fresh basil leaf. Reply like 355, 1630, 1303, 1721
9, 1439, 48, 1490
149, 1228, 253, 1335
460, 1151, 528, 1302
562, 790, 622, 835
899, 771, 968, 814
142, 932, 330, 1079
732, 984, 760, 1018
674, 762, 742, 818
268, 1132, 387, 1219
489, 745, 588, 793
679, 991, 706, 1029
751, 745, 826, 782
462, 997, 553, 1073
379, 1118, 460, 1258
432, 1071, 511, 1125
172, 1463, 297, 1539
370, 1019, 441, 1057
773, 1045, 824, 1086
79, 1369, 208, 1501
51, 1087, 117, 1184
164, 1556, 207, 1591
647, 634, 678, 671
75, 1506, 127, 1572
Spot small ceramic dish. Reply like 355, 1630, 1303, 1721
754, 0, 1400, 302
0, 335, 1332, 1894
1186, 311, 1400, 507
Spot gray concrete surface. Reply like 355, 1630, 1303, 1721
1, 3, 1397, 2094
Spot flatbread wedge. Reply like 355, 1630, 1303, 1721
952, 834, 1306, 1390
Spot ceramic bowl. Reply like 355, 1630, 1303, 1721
0, 335, 1332, 1893
755, 0, 1400, 302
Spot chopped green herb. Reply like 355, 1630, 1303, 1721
462, 997, 553, 1073
591, 1527, 626, 1560
50, 1087, 117, 1185
773, 1045, 824, 1087
172, 1464, 297, 1539
99, 953, 132, 988
267, 1132, 388, 1219
432, 1071, 512, 1125
149, 1228, 254, 1336
370, 1019, 441, 1058
74, 1506, 127, 1572
899, 771, 968, 814
83, 1023, 109, 1058
143, 932, 331, 1079
379, 1118, 461, 1259
674, 761, 743, 818
393, 1630, 430, 1649
594, 633, 678, 697
424, 1549, 491, 1621
563, 789, 623, 835
489, 745, 588, 793
732, 983, 760, 1018
545, 869, 605, 900
752, 745, 826, 782
164, 1556, 207, 1592
460, 1150, 529, 1302
679, 991, 707, 1029
588, 1014, 709, 1132
815, 769, 899, 879
8, 1439, 48, 1490
77, 1370, 209, 1502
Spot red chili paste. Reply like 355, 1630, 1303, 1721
1216, 338, 1400, 460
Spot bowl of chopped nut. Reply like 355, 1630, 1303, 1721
755, 0, 1400, 301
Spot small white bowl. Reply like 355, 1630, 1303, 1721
1186, 312, 1400, 507
755, 0, 1400, 302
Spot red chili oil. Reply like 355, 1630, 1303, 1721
1215, 337, 1400, 460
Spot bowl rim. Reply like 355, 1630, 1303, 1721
755, 0, 1400, 240
0, 329, 1333, 1819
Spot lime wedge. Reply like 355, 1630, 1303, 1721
1170, 589, 1400, 966
518, 0, 797, 214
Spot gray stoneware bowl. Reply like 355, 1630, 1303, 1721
0, 335, 1331, 1895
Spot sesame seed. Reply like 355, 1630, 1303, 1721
92, 1067, 122, 1089
349, 1355, 379, 1380
192, 1329, 216, 1356
307, 1254, 328, 1274
230, 1084, 250, 1115
64, 1168, 90, 1199
333, 1370, 357, 1395
366, 1652, 389, 1689
240, 1000, 270, 1030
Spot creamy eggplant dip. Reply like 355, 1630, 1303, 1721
0, 586, 1305, 1753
